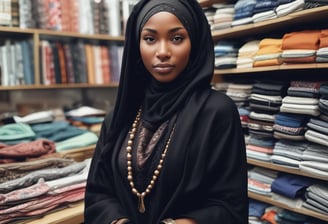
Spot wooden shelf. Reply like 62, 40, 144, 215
0, 26, 124, 41
247, 158, 328, 181
25, 201, 84, 224
248, 192, 328, 222
0, 83, 119, 90
211, 6, 328, 41
212, 63, 328, 81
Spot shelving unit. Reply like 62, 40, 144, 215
0, 27, 124, 89
209, 2, 328, 222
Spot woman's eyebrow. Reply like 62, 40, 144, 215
141, 27, 186, 34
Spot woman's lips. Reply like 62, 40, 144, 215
153, 64, 174, 74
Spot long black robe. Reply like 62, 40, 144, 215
85, 88, 248, 224
85, 0, 248, 223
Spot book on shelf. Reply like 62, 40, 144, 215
20, 40, 34, 85
100, 45, 111, 84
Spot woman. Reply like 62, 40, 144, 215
84, 0, 248, 223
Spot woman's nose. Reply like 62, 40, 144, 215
156, 41, 171, 59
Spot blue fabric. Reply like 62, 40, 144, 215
275, 112, 310, 128
271, 173, 314, 198
248, 199, 271, 217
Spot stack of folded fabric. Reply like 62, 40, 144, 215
231, 0, 257, 26
225, 82, 253, 108
248, 199, 272, 224
303, 0, 328, 9
305, 117, 328, 147
0, 158, 91, 223
246, 80, 289, 162
275, 209, 309, 223
271, 173, 315, 208
236, 40, 260, 68
300, 142, 328, 178
274, 0, 305, 17
271, 139, 308, 168
248, 166, 278, 196
214, 40, 241, 69
281, 30, 321, 64
316, 29, 328, 62
202, 6, 216, 27
273, 112, 309, 141
253, 38, 283, 67
249, 80, 288, 113
252, 0, 278, 23
303, 183, 328, 216
318, 82, 328, 119
281, 80, 322, 116
211, 3, 235, 31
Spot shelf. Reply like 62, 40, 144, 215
212, 6, 328, 40
247, 158, 328, 181
25, 201, 84, 224
248, 192, 328, 222
0, 26, 124, 41
212, 63, 328, 79
199, 0, 236, 7
0, 83, 119, 91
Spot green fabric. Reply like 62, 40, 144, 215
0, 123, 36, 142
55, 132, 98, 152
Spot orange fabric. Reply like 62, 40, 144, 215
261, 210, 277, 224
282, 30, 321, 50
319, 29, 328, 48
253, 58, 281, 67
256, 38, 283, 55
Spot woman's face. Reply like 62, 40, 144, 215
140, 11, 191, 83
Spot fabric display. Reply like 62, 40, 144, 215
287, 80, 322, 98
275, 209, 309, 223
251, 0, 278, 23
318, 83, 328, 116
280, 96, 320, 116
225, 82, 253, 107
236, 40, 260, 68
281, 30, 321, 63
0, 159, 90, 223
0, 157, 75, 183
300, 142, 328, 178
248, 199, 272, 223
303, 0, 328, 9
249, 80, 288, 113
275, 0, 305, 17
232, 0, 257, 26
303, 183, 328, 215
316, 29, 328, 62
271, 173, 315, 199
271, 139, 308, 168
253, 38, 283, 67
248, 166, 278, 196
214, 40, 241, 69
0, 123, 36, 145
210, 4, 235, 31
305, 117, 328, 147
280, 80, 321, 116
11, 110, 55, 124
202, 6, 216, 28
273, 112, 309, 141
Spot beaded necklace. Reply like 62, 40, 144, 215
126, 109, 175, 213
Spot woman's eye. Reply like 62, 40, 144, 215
144, 36, 155, 43
172, 35, 184, 43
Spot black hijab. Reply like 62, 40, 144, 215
108, 0, 214, 141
